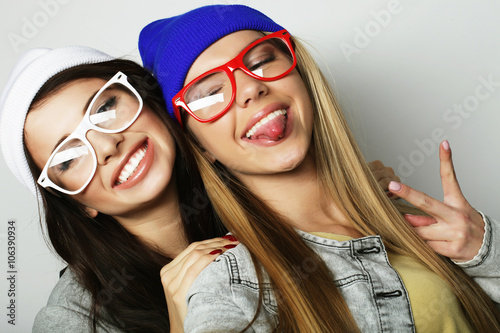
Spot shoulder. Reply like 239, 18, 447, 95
187, 243, 276, 310
187, 242, 267, 298
42, 268, 91, 314
33, 268, 122, 332
197, 243, 255, 282
185, 244, 278, 332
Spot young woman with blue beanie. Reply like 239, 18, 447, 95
0, 47, 242, 332
139, 4, 500, 332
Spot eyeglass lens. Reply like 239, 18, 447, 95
184, 37, 294, 120
46, 82, 141, 192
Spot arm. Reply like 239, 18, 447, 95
185, 292, 252, 333
33, 305, 118, 333
388, 140, 500, 303
32, 268, 122, 333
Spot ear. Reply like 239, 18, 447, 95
84, 206, 99, 218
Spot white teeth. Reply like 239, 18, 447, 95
116, 145, 147, 185
246, 109, 287, 138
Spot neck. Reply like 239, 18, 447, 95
114, 184, 188, 258
237, 151, 362, 238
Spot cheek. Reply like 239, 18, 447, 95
190, 127, 219, 158
72, 185, 104, 211
304, 99, 314, 130
294, 85, 314, 130
187, 119, 231, 156
135, 110, 176, 147
135, 108, 161, 128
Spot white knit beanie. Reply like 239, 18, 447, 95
0, 46, 114, 196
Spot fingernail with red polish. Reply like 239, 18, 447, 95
224, 244, 237, 249
222, 235, 238, 242
388, 181, 402, 192
209, 249, 223, 255
442, 140, 450, 151
386, 191, 394, 198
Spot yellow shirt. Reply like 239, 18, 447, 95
311, 232, 471, 333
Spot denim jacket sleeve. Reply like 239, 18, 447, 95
454, 213, 500, 305
184, 251, 257, 333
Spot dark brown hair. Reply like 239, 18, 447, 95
24, 59, 225, 332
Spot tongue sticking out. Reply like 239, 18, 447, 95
251, 115, 287, 141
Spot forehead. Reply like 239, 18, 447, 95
31, 77, 107, 116
185, 30, 264, 84
24, 78, 106, 166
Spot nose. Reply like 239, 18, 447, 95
233, 70, 268, 108
86, 130, 124, 165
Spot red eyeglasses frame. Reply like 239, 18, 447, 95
172, 29, 296, 125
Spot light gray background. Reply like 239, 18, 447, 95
1, 0, 499, 331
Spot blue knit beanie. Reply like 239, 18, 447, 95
139, 4, 284, 122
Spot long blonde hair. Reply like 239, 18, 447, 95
185, 36, 500, 332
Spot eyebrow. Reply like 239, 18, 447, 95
239, 34, 265, 53
50, 89, 99, 153
245, 36, 262, 48
192, 34, 265, 79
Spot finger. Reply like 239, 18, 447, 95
165, 237, 238, 277
378, 178, 391, 192
404, 214, 437, 227
374, 170, 400, 184
175, 250, 223, 284
439, 140, 465, 204
165, 242, 228, 273
161, 248, 210, 280
368, 160, 384, 172
372, 167, 399, 182
162, 245, 228, 292
386, 191, 399, 200
380, 166, 397, 180
383, 176, 400, 199
163, 251, 226, 322
168, 237, 238, 265
412, 225, 456, 242
371, 169, 383, 182
388, 181, 451, 220
162, 234, 239, 281
182, 252, 222, 285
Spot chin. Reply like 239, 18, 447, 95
273, 150, 308, 172
277, 161, 302, 172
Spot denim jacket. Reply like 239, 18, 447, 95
184, 214, 500, 332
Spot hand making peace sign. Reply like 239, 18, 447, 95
388, 140, 485, 263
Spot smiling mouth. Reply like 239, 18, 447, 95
115, 143, 148, 185
245, 109, 287, 140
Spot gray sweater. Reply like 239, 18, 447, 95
32, 269, 123, 333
